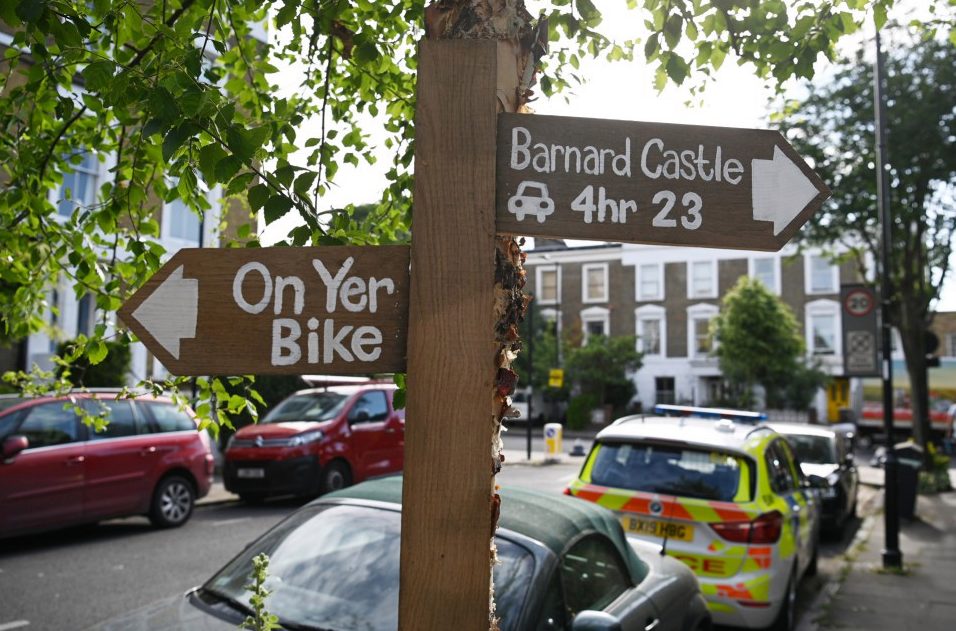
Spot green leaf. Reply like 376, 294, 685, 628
162, 125, 191, 162
263, 194, 294, 224
214, 155, 243, 184
644, 33, 659, 60
15, 0, 45, 24
198, 144, 228, 183
88, 340, 107, 365
247, 184, 270, 211
82, 61, 115, 93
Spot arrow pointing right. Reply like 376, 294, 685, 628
130, 265, 198, 360
751, 145, 821, 236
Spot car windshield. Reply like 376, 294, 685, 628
785, 434, 836, 464
204, 504, 534, 631
263, 393, 348, 423
589, 442, 751, 502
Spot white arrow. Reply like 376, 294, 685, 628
131, 265, 198, 360
751, 145, 820, 236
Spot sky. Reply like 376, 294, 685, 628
263, 0, 956, 311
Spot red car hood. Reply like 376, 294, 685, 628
233, 421, 326, 439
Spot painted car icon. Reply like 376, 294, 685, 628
508, 181, 555, 222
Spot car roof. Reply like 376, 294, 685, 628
765, 423, 838, 439
323, 475, 648, 582
0, 390, 177, 417
596, 415, 774, 457
291, 383, 396, 397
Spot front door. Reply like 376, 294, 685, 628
347, 390, 401, 479
0, 402, 85, 534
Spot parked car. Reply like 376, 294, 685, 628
0, 391, 214, 538
769, 424, 859, 533
90, 476, 711, 630
566, 405, 822, 631
223, 382, 403, 501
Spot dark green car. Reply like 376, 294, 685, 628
92, 476, 710, 630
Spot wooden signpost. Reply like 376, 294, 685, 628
118, 246, 409, 375
496, 113, 830, 251
120, 39, 832, 631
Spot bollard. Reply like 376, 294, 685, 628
544, 423, 563, 458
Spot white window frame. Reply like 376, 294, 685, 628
48, 150, 114, 221
687, 259, 717, 299
581, 263, 609, 304
804, 254, 840, 295
686, 303, 719, 358
749, 256, 781, 295
536, 265, 562, 306
636, 262, 664, 302
161, 184, 221, 251
805, 299, 842, 356
635, 304, 666, 357
580, 306, 610, 344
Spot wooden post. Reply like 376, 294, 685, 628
399, 39, 499, 630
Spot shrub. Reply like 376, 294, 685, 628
567, 393, 598, 431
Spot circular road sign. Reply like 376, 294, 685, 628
844, 287, 876, 317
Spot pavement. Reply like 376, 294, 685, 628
802, 466, 956, 631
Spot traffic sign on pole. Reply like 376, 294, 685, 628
118, 246, 410, 376
496, 113, 830, 251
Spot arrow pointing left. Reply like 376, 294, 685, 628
130, 265, 198, 360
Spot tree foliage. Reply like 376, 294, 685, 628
564, 334, 641, 412
0, 0, 924, 425
777, 26, 955, 444
712, 277, 827, 409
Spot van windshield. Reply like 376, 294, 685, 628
264, 393, 349, 423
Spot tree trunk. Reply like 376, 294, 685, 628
898, 303, 931, 452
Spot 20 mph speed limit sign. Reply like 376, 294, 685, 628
841, 284, 879, 377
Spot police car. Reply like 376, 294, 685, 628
566, 405, 822, 630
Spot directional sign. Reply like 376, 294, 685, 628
118, 246, 410, 376
495, 113, 830, 251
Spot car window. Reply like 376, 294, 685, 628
349, 391, 389, 423
141, 402, 196, 433
535, 573, 568, 631
18, 402, 78, 448
765, 440, 796, 494
0, 408, 27, 441
204, 504, 533, 631
560, 535, 630, 617
588, 441, 752, 502
82, 399, 142, 439
784, 433, 836, 465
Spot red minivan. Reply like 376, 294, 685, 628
223, 383, 404, 501
0, 392, 214, 538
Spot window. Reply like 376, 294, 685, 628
687, 304, 718, 358
637, 262, 663, 301
165, 197, 203, 244
76, 293, 96, 337
947, 333, 956, 358
560, 535, 631, 616
750, 257, 779, 293
56, 151, 99, 218
349, 391, 389, 423
537, 267, 560, 304
655, 377, 676, 405
582, 264, 608, 303
765, 440, 797, 494
86, 400, 142, 439
692, 317, 713, 355
143, 402, 197, 433
806, 254, 838, 294
806, 300, 841, 356
581, 306, 610, 344
688, 260, 716, 298
639, 318, 661, 355
18, 403, 78, 448
534, 574, 567, 631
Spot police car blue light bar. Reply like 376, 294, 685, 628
653, 404, 767, 423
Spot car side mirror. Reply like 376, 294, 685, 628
2, 435, 29, 462
571, 611, 623, 631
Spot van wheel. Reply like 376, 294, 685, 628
320, 461, 352, 494
769, 568, 797, 631
150, 475, 195, 528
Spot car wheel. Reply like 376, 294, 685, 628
149, 475, 195, 528
320, 460, 352, 494
769, 567, 797, 631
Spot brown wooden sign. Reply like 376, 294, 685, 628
118, 246, 409, 375
496, 113, 831, 251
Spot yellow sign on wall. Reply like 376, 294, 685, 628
548, 368, 564, 388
